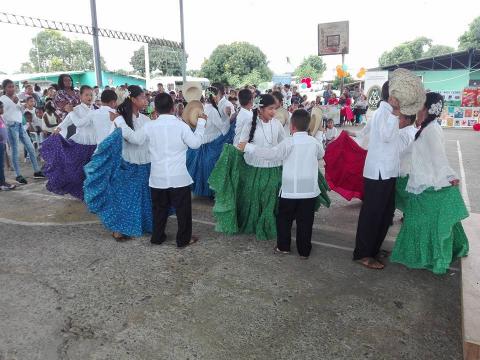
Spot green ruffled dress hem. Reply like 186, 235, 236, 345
391, 184, 469, 274
209, 144, 330, 241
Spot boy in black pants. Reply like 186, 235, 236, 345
238, 109, 324, 258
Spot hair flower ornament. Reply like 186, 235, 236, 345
252, 96, 262, 110
428, 100, 443, 116
205, 89, 215, 99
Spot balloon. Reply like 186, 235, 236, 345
301, 83, 307, 89
306, 77, 312, 83
336, 65, 342, 71
301, 78, 307, 83
342, 64, 348, 71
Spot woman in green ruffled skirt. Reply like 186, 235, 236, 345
209, 95, 331, 241
391, 92, 469, 274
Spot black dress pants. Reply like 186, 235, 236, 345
276, 197, 316, 257
353, 176, 396, 260
150, 186, 192, 247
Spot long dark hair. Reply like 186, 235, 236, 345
248, 94, 276, 143
117, 85, 144, 129
57, 74, 74, 91
2, 79, 13, 95
205, 86, 221, 116
415, 92, 444, 141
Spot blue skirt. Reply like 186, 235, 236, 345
83, 129, 152, 237
187, 122, 234, 197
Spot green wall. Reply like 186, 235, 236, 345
414, 70, 470, 92
27, 71, 145, 89
79, 71, 145, 88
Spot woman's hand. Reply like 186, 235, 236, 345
237, 142, 247, 152
53, 127, 62, 135
64, 104, 74, 113
450, 179, 460, 186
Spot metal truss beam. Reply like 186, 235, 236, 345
0, 12, 182, 49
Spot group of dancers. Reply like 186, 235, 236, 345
33, 67, 469, 274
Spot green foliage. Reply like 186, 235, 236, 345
27, 30, 105, 72
332, 74, 354, 90
130, 45, 183, 76
186, 69, 202, 77
19, 62, 35, 73
423, 45, 455, 58
200, 42, 272, 87
379, 37, 433, 66
458, 16, 480, 50
294, 55, 327, 81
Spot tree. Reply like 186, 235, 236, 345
423, 45, 455, 58
130, 45, 183, 76
186, 69, 202, 77
28, 30, 105, 72
332, 74, 354, 90
200, 42, 272, 87
458, 16, 480, 50
294, 55, 327, 81
20, 62, 35, 73
379, 37, 432, 66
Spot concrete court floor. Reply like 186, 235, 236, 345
0, 128, 478, 360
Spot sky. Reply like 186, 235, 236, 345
0, 0, 478, 79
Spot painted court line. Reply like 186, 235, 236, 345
456, 140, 471, 212
0, 215, 459, 272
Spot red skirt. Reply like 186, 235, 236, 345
324, 131, 367, 201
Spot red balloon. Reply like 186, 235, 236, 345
301, 78, 307, 83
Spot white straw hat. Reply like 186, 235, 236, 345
309, 107, 324, 135
389, 68, 426, 116
182, 82, 202, 103
275, 107, 290, 126
182, 100, 203, 128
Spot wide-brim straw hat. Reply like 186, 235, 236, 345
182, 100, 204, 128
275, 106, 290, 126
309, 106, 324, 135
182, 82, 203, 102
389, 68, 426, 116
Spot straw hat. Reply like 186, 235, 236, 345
389, 68, 426, 116
182, 100, 204, 128
275, 106, 290, 126
309, 106, 324, 135
182, 82, 203, 102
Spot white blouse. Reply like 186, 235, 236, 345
240, 117, 286, 168
406, 122, 457, 194
111, 113, 151, 164
59, 103, 96, 145
202, 103, 230, 144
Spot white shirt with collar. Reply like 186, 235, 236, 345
110, 113, 151, 164
245, 131, 324, 199
233, 107, 252, 146
202, 103, 230, 144
398, 124, 418, 177
59, 103, 96, 144
218, 96, 235, 123
240, 117, 286, 168
0, 95, 23, 125
362, 101, 400, 180
113, 114, 206, 189
73, 105, 116, 145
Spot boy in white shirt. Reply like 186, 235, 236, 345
120, 93, 207, 248
238, 109, 324, 258
232, 89, 253, 146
